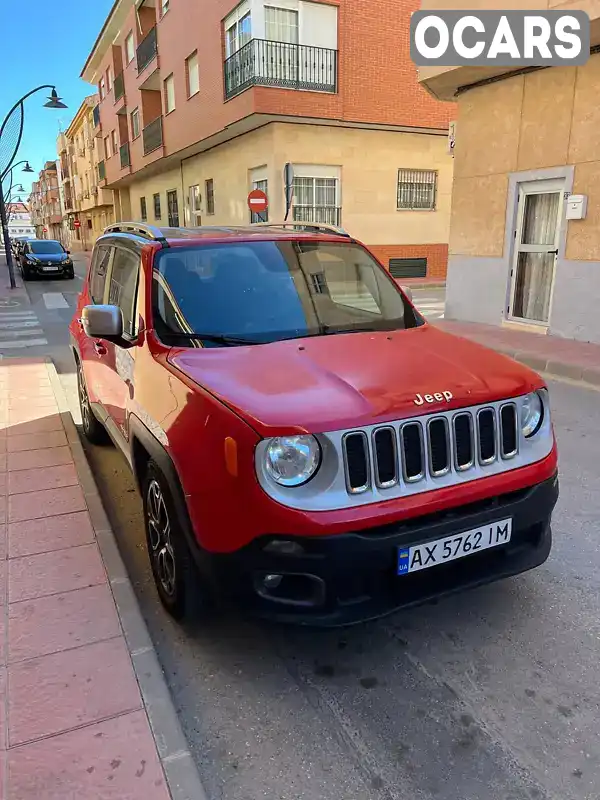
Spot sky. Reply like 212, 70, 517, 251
0, 0, 115, 200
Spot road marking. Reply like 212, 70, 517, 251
414, 300, 445, 320
0, 312, 38, 319
0, 320, 42, 329
43, 292, 69, 310
0, 338, 48, 348
0, 308, 47, 351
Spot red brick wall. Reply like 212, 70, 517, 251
367, 244, 448, 280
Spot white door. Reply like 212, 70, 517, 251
509, 179, 564, 325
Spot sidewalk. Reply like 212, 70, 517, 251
437, 318, 600, 387
0, 358, 205, 799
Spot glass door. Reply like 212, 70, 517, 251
509, 180, 564, 325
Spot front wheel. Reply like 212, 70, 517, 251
77, 362, 108, 444
65, 268, 75, 280
20, 263, 31, 281
143, 461, 202, 621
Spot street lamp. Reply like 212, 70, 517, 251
0, 86, 66, 288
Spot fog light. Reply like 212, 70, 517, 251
263, 574, 283, 589
264, 540, 305, 556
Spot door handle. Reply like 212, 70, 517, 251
94, 341, 107, 356
547, 249, 559, 255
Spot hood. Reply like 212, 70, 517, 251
29, 252, 68, 263
168, 325, 543, 436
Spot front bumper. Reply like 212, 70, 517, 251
26, 262, 72, 276
204, 473, 559, 627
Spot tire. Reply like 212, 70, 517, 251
21, 264, 31, 281
142, 460, 202, 621
65, 268, 75, 280
77, 361, 108, 445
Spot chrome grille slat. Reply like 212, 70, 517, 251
342, 402, 523, 496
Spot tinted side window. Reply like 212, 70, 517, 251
108, 247, 140, 337
90, 246, 111, 304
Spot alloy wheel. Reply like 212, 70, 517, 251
78, 366, 92, 433
146, 478, 177, 597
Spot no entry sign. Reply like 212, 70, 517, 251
247, 188, 268, 214
74, 219, 81, 228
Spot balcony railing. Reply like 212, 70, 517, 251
137, 26, 157, 73
114, 72, 125, 102
224, 39, 337, 100
142, 116, 163, 155
98, 160, 106, 182
120, 142, 131, 168
292, 205, 342, 227
93, 105, 101, 128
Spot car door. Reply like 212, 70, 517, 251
100, 242, 142, 445
78, 244, 114, 409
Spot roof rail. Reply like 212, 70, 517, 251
103, 222, 168, 245
250, 221, 351, 238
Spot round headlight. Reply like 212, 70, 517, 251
521, 391, 543, 438
264, 435, 321, 487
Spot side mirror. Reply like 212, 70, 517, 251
82, 304, 124, 343
400, 285, 413, 303
66, 250, 70, 254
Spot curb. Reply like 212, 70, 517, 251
45, 358, 209, 800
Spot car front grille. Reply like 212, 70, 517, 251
342, 403, 519, 495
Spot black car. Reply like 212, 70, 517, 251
19, 239, 74, 280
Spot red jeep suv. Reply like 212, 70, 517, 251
70, 222, 559, 626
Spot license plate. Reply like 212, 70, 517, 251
43, 266, 59, 271
397, 518, 512, 576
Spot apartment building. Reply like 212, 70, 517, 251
29, 162, 62, 241
419, 0, 600, 342
59, 97, 115, 252
82, 0, 455, 279
6, 202, 35, 239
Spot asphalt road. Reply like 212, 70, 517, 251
12, 267, 600, 800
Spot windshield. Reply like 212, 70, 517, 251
152, 240, 423, 347
29, 241, 64, 254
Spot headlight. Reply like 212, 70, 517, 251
264, 435, 321, 487
521, 391, 544, 438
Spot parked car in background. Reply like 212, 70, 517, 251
70, 221, 559, 628
19, 239, 74, 280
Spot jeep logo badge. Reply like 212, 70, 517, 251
414, 391, 453, 406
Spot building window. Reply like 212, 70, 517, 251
389, 257, 427, 279
111, 130, 118, 156
189, 185, 201, 225
167, 190, 179, 226
397, 169, 437, 210
131, 107, 140, 139
107, 66, 113, 93
160, 0, 169, 16
186, 51, 199, 97
140, 196, 147, 221
265, 7, 298, 43
293, 176, 340, 226
104, 135, 111, 159
125, 31, 135, 64
153, 193, 161, 220
225, 4, 251, 57
99, 76, 106, 99
164, 74, 175, 114
250, 179, 268, 223
205, 179, 214, 215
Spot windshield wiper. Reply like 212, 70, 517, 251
162, 331, 261, 346
320, 324, 380, 335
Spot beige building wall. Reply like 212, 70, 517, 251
123, 123, 453, 276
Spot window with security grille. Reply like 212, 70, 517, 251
397, 169, 437, 210
292, 176, 340, 226
250, 179, 268, 223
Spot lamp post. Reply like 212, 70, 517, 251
0, 87, 66, 288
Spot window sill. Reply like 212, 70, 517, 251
396, 207, 437, 212
187, 90, 200, 100
165, 109, 176, 116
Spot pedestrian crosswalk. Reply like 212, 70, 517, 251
0, 309, 47, 349
413, 297, 445, 320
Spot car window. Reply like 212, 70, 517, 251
108, 246, 140, 337
152, 241, 423, 346
29, 241, 64, 254
90, 245, 112, 304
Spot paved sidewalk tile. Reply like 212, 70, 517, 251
7, 430, 68, 454
8, 637, 142, 746
8, 463, 78, 495
5, 415, 64, 437
7, 710, 170, 800
8, 511, 94, 558
9, 543, 106, 603
7, 446, 73, 472
8, 484, 86, 523
9, 584, 121, 662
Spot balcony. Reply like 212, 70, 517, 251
114, 72, 125, 103
120, 142, 131, 169
137, 26, 157, 74
142, 116, 163, 156
98, 160, 106, 182
224, 39, 337, 100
